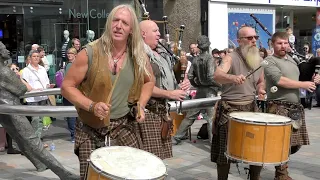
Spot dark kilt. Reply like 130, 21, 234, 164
140, 103, 173, 159
211, 100, 258, 164
266, 100, 309, 147
74, 114, 143, 179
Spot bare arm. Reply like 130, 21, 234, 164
256, 69, 265, 91
61, 49, 92, 111
277, 77, 305, 89
213, 55, 235, 84
138, 58, 156, 108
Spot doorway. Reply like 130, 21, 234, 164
0, 14, 23, 64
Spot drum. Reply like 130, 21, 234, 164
226, 112, 292, 166
170, 112, 186, 136
86, 146, 167, 180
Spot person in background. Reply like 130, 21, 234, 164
259, 47, 268, 59
72, 38, 82, 53
37, 47, 50, 72
63, 47, 78, 143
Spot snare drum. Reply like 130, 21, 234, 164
86, 146, 167, 180
226, 112, 292, 166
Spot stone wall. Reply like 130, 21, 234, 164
163, 0, 201, 51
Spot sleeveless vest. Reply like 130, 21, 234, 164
76, 39, 144, 129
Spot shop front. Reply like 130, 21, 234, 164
208, 0, 320, 52
0, 0, 163, 70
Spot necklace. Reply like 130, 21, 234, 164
112, 50, 126, 75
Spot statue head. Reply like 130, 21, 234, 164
197, 35, 211, 52
0, 41, 11, 65
87, 30, 95, 41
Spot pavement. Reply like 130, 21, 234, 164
0, 107, 320, 180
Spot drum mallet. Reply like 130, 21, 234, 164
270, 86, 278, 93
245, 60, 269, 78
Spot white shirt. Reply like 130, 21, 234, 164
22, 64, 49, 102
42, 56, 50, 71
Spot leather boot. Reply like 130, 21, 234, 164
217, 163, 230, 180
274, 164, 292, 180
249, 165, 262, 180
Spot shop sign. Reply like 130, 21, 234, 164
210, 0, 320, 7
69, 9, 109, 19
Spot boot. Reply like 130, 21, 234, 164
274, 164, 292, 180
217, 163, 230, 180
249, 165, 262, 180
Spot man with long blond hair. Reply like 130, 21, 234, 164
61, 4, 154, 179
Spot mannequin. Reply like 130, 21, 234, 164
60, 30, 72, 68
81, 30, 95, 46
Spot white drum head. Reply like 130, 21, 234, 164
229, 112, 291, 124
89, 146, 167, 180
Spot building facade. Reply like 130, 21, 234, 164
0, 0, 164, 67
207, 0, 320, 53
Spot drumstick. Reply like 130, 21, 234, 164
137, 102, 141, 119
246, 60, 269, 78
107, 67, 122, 104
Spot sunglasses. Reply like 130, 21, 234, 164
240, 36, 259, 40
11, 67, 19, 71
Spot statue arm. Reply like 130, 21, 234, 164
188, 63, 198, 87
1, 67, 28, 96
207, 57, 222, 87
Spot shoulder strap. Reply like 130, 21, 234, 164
84, 44, 93, 76
27, 66, 45, 89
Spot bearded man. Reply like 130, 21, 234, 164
211, 26, 265, 180
264, 31, 318, 180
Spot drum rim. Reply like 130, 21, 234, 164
229, 112, 292, 125
89, 146, 168, 180
224, 153, 290, 166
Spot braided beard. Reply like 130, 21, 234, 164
241, 45, 260, 70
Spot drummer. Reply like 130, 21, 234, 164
211, 26, 265, 180
61, 5, 154, 179
263, 31, 319, 180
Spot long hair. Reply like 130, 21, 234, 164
100, 4, 151, 77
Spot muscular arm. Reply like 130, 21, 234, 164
61, 49, 92, 111
277, 77, 304, 89
213, 55, 235, 84
138, 57, 155, 108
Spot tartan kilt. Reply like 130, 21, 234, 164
139, 106, 173, 160
266, 100, 309, 147
211, 100, 258, 164
74, 114, 143, 179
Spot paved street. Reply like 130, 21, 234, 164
0, 107, 320, 180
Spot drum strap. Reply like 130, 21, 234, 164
81, 125, 106, 148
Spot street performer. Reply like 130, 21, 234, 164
61, 5, 154, 179
264, 31, 319, 180
139, 20, 190, 159
211, 26, 265, 180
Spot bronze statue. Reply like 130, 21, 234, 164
0, 42, 79, 180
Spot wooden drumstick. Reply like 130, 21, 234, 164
137, 102, 141, 119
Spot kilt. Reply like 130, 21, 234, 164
139, 102, 173, 159
74, 114, 143, 180
211, 100, 258, 164
266, 100, 309, 147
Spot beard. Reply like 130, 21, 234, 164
241, 45, 260, 70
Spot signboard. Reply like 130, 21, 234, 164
210, 0, 320, 7
312, 26, 320, 55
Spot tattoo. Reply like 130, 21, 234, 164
219, 59, 224, 68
